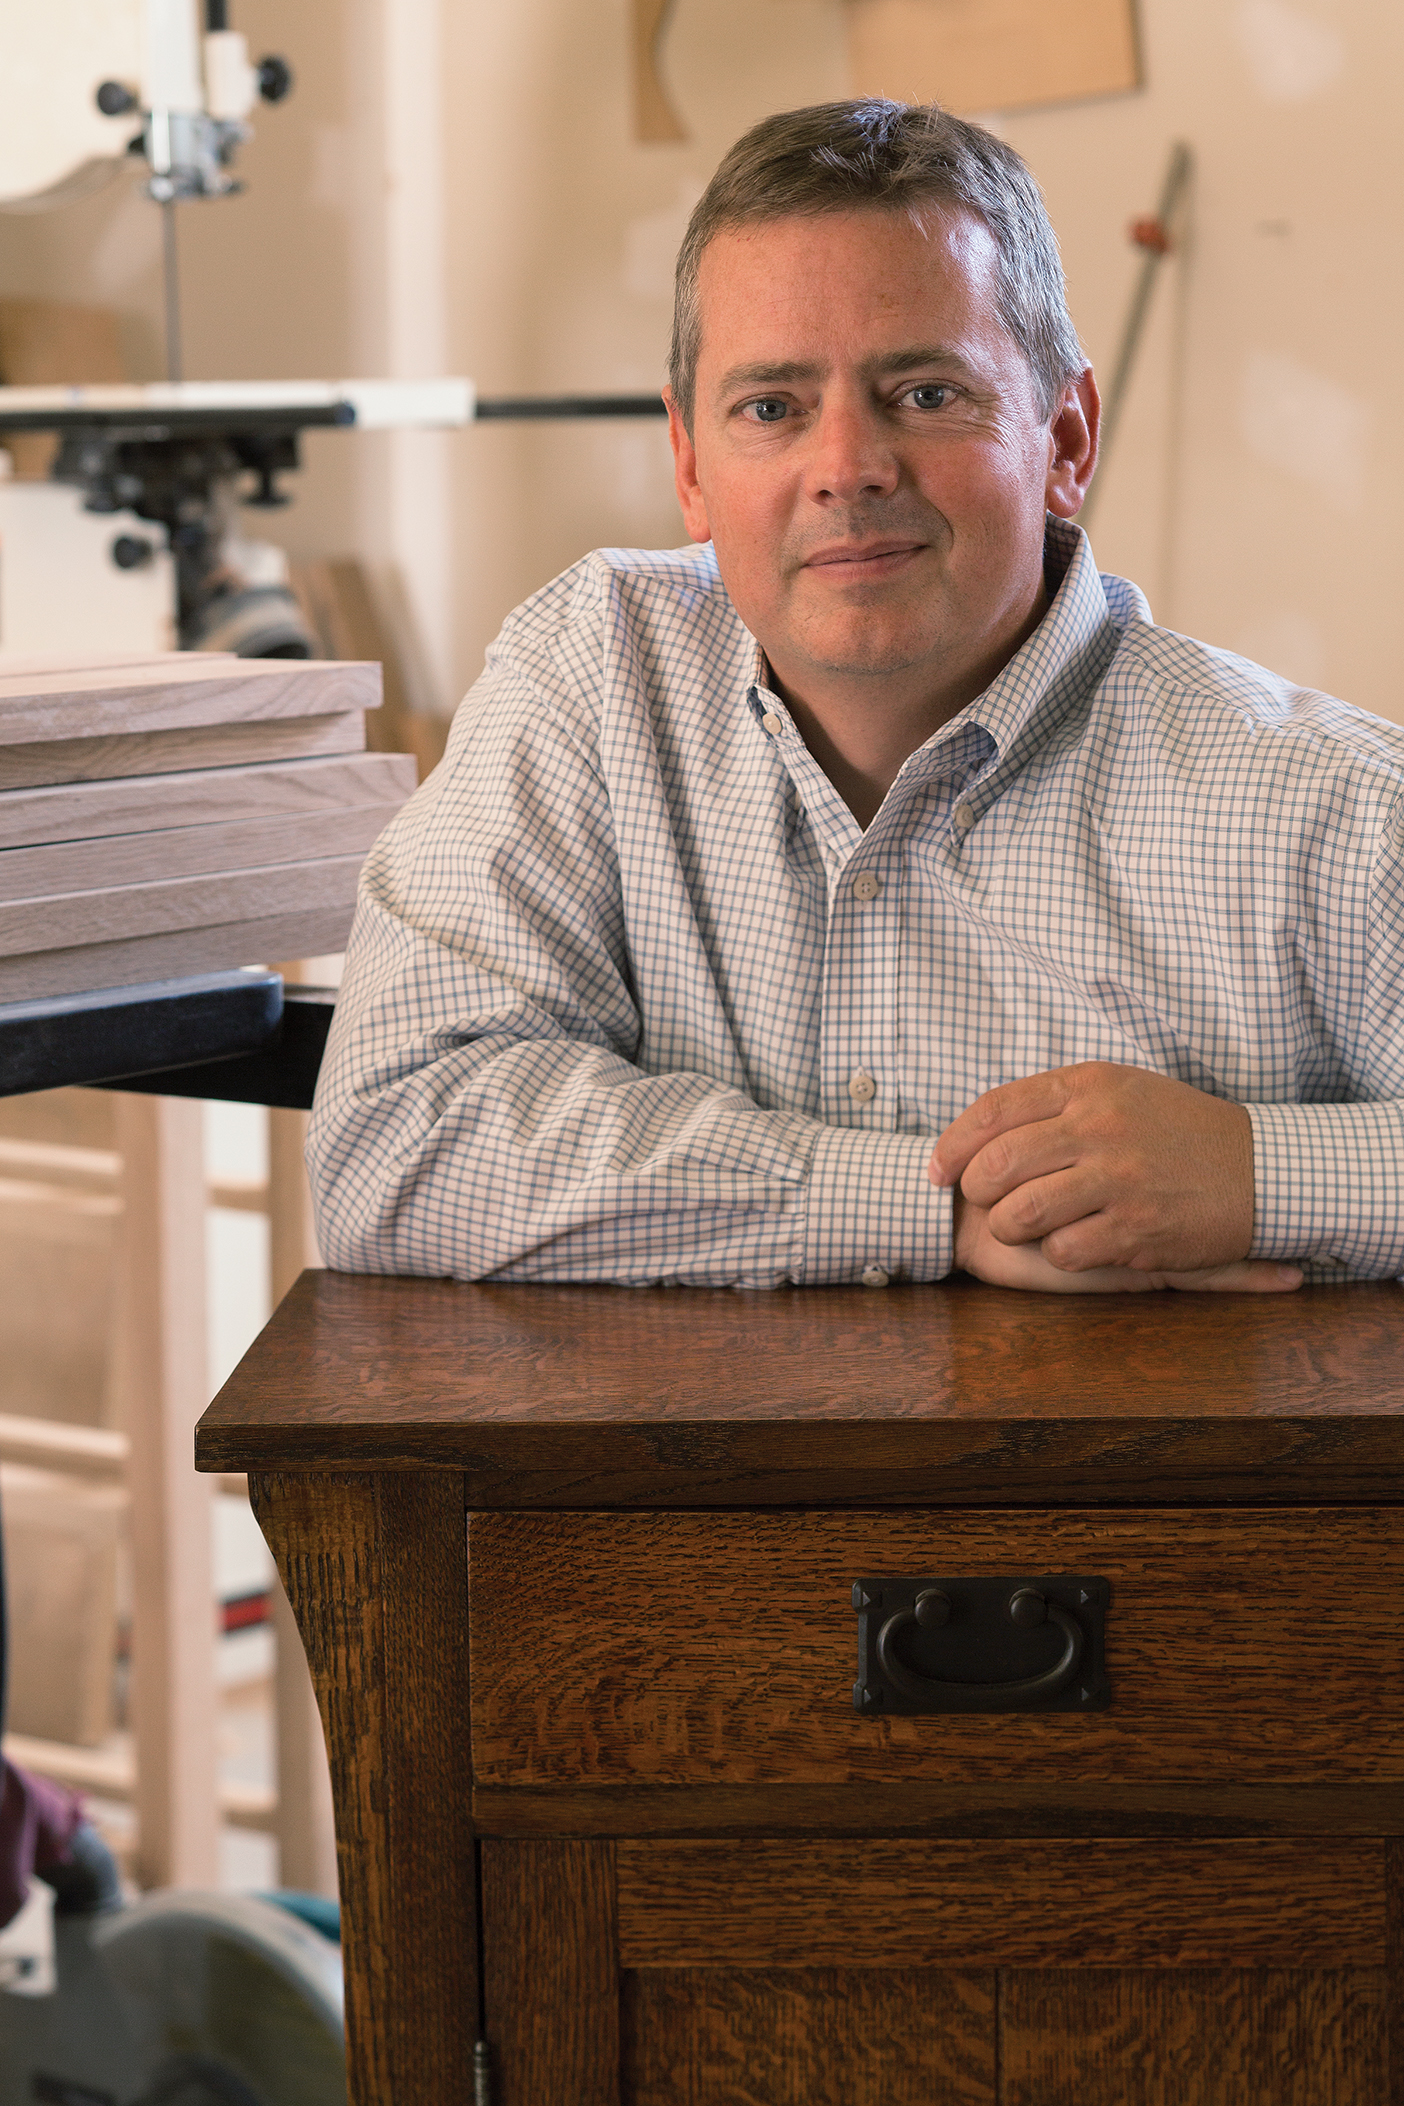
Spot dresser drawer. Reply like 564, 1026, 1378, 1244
467, 1508, 1404, 1789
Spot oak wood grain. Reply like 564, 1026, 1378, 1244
0, 710, 365, 793
193, 1273, 1404, 1509
0, 655, 378, 744
0, 846, 365, 954
613, 1840, 1383, 1971
0, 901, 358, 1002
0, 748, 413, 851
0, 801, 403, 901
249, 1470, 476, 2106
468, 1509, 1404, 1788
1387, 1839, 1404, 2105
998, 1969, 1387, 2104
621, 1967, 995, 2104
480, 1840, 620, 2106
470, 1781, 1404, 1840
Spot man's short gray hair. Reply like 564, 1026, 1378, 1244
669, 99, 1085, 430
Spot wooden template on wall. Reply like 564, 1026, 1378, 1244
846, 0, 1141, 115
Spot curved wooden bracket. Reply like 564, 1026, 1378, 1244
633, 0, 687, 143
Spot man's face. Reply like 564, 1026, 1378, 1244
668, 206, 1092, 712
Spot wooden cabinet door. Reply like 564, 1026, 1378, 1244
479, 1839, 1393, 2105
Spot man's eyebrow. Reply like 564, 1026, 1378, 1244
713, 359, 821, 396
865, 343, 980, 381
713, 344, 981, 397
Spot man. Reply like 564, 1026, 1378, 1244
308, 100, 1404, 1294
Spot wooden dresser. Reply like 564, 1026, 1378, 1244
195, 1271, 1404, 2106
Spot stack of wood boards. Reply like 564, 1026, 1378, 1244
0, 650, 417, 1001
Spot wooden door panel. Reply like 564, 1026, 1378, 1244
621, 1967, 995, 2106
1000, 1969, 1388, 2105
469, 1509, 1404, 1788
480, 1839, 620, 2106
614, 1839, 1383, 1971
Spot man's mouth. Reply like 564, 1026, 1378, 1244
802, 540, 926, 573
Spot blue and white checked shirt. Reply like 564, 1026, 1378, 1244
309, 518, 1404, 1286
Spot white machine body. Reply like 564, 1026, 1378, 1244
0, 0, 261, 209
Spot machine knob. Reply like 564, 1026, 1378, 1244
110, 534, 155, 571
95, 80, 139, 116
256, 55, 294, 103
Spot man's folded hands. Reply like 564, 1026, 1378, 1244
931, 1062, 1303, 1294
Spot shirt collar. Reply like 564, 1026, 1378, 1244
745, 515, 1148, 776
952, 517, 1145, 768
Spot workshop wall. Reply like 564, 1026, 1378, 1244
2, 0, 1400, 729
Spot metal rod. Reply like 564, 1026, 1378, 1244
162, 198, 183, 384
205, 0, 230, 26
474, 394, 667, 420
1082, 141, 1191, 529
0, 405, 352, 435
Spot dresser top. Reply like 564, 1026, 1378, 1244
195, 1272, 1404, 1507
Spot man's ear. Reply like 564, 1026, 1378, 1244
1045, 367, 1101, 520
664, 387, 712, 545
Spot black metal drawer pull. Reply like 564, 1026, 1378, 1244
876, 1587, 1082, 1704
852, 1574, 1111, 1714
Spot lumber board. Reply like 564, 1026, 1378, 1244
0, 650, 234, 678
0, 655, 380, 745
0, 749, 408, 848
0, 903, 359, 1002
0, 798, 404, 899
0, 852, 365, 957
0, 711, 366, 792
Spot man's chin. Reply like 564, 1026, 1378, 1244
788, 625, 950, 682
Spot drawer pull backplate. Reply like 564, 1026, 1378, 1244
852, 1575, 1111, 1716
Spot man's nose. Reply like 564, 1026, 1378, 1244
804, 398, 901, 503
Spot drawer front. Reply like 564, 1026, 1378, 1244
468, 1508, 1404, 1788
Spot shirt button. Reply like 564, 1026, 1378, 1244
848, 1070, 876, 1103
861, 1264, 891, 1289
851, 871, 882, 900
761, 711, 783, 736
953, 801, 975, 831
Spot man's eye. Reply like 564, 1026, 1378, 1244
901, 383, 953, 410
742, 398, 789, 423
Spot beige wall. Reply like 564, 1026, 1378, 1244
3, 0, 1401, 726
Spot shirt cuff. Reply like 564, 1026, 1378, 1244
1246, 1100, 1404, 1278
800, 1126, 954, 1284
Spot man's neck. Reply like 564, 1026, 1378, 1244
767, 581, 1050, 830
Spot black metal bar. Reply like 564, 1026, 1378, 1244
474, 395, 667, 419
0, 396, 667, 436
0, 969, 283, 1099
206, 0, 230, 28
92, 985, 336, 1109
0, 404, 355, 436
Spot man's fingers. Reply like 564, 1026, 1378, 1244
931, 1070, 1076, 1186
1159, 1261, 1302, 1293
964, 1135, 1087, 1215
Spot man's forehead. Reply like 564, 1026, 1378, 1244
695, 202, 997, 296
692, 205, 1007, 385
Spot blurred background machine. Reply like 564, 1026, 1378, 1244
0, 0, 664, 669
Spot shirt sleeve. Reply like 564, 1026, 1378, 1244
307, 666, 953, 1289
1245, 786, 1404, 1280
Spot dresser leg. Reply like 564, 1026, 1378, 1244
1388, 1838, 1404, 2105
250, 1468, 475, 2106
